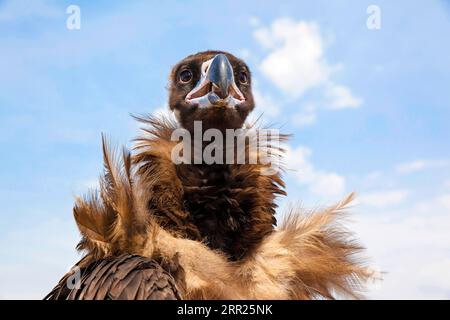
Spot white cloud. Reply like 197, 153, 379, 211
358, 190, 409, 208
362, 171, 383, 185
419, 259, 450, 290
396, 160, 428, 174
396, 159, 450, 174
252, 18, 362, 122
285, 145, 346, 198
253, 27, 276, 50
325, 83, 362, 109
438, 194, 450, 209
309, 172, 346, 198
293, 112, 317, 127
237, 48, 251, 60
292, 104, 317, 127
355, 194, 450, 299
252, 88, 281, 117
255, 19, 331, 98
254, 18, 362, 109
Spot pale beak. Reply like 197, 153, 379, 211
185, 54, 245, 108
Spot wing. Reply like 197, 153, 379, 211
44, 254, 182, 300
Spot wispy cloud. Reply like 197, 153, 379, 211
252, 18, 362, 126
358, 189, 409, 208
438, 194, 450, 209
292, 104, 317, 127
254, 19, 332, 98
252, 87, 281, 118
285, 145, 346, 198
396, 159, 450, 174
356, 194, 450, 299
325, 83, 362, 109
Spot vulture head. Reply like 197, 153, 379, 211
169, 50, 255, 132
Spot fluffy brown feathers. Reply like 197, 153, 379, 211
49, 51, 374, 300
70, 115, 373, 299
74, 135, 149, 261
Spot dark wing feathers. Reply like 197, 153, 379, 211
44, 254, 181, 300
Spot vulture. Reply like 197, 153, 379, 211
45, 50, 373, 300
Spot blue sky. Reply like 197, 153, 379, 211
1, 0, 450, 299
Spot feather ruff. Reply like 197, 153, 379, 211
72, 116, 374, 299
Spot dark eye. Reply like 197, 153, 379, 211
179, 69, 193, 83
238, 71, 249, 84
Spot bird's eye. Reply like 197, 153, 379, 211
179, 70, 193, 83
238, 71, 249, 85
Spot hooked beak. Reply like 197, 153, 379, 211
207, 53, 234, 99
185, 54, 245, 108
